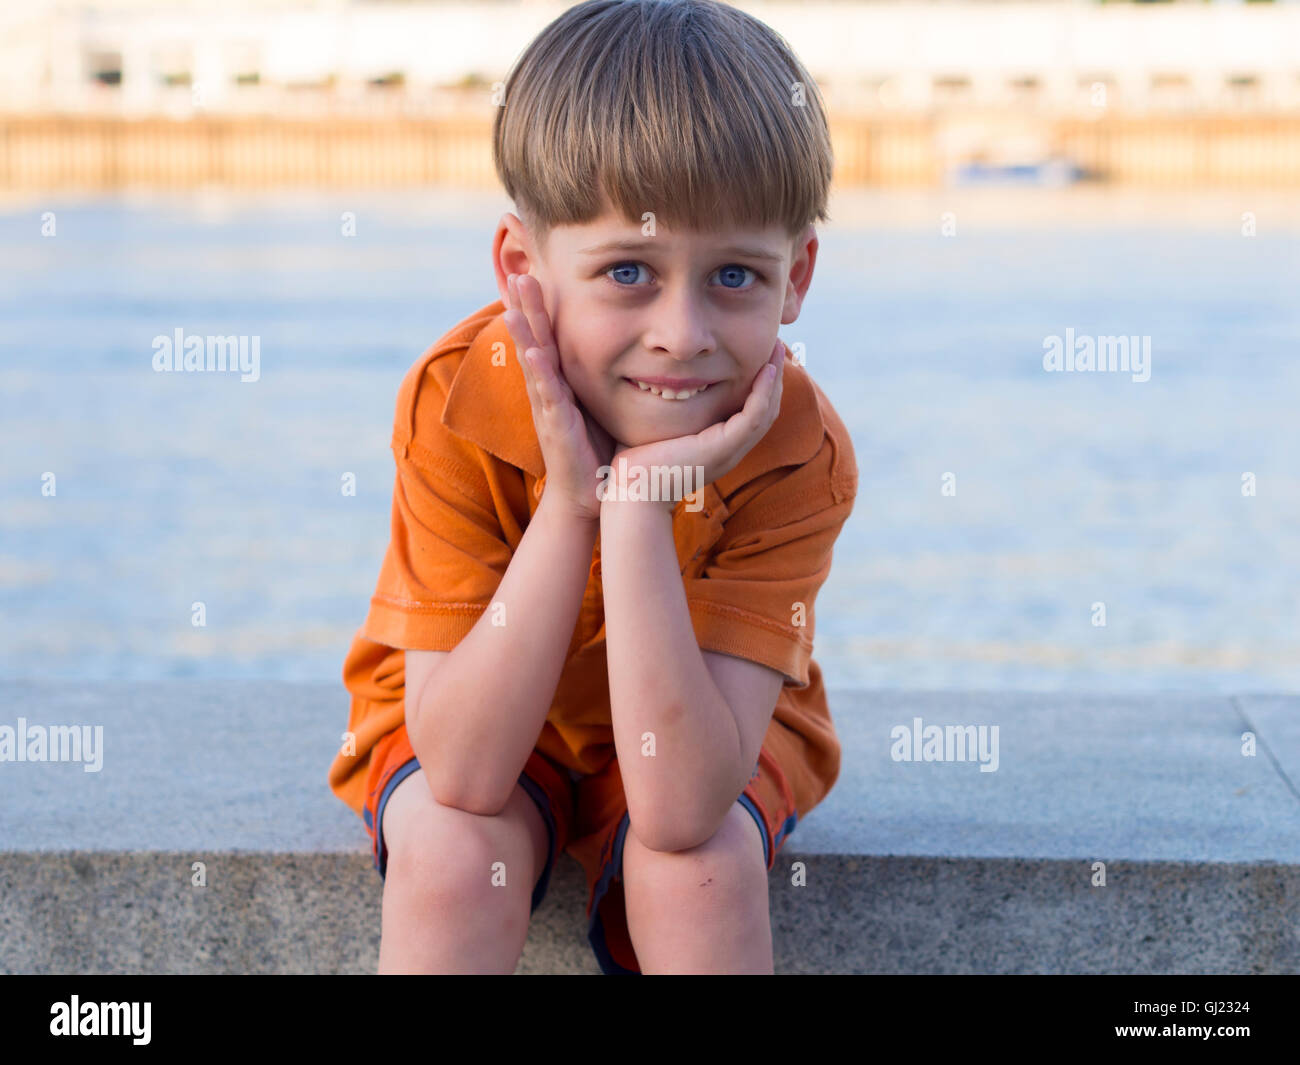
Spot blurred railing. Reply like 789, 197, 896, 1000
3, 113, 1300, 188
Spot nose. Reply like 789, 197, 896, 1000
642, 284, 715, 362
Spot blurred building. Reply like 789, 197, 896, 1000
2, 0, 1299, 118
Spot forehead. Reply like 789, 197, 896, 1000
552, 208, 789, 264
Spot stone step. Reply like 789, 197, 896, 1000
1, 682, 1296, 974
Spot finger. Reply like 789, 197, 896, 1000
504, 279, 551, 403
506, 272, 521, 324
506, 275, 560, 395
504, 309, 538, 377
505, 275, 542, 356
524, 348, 553, 411
527, 348, 581, 434
517, 332, 572, 416
525, 346, 570, 414
761, 339, 784, 411
767, 337, 785, 379
710, 346, 783, 453
768, 340, 785, 409
504, 281, 549, 417
508, 322, 546, 418
517, 274, 559, 353
514, 275, 574, 407
742, 341, 783, 416
506, 275, 576, 430
516, 274, 558, 356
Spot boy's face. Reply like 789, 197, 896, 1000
493, 204, 817, 449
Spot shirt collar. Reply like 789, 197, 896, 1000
441, 299, 826, 496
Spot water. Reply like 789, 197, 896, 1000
2, 186, 1297, 692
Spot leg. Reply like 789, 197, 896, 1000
377, 767, 551, 974
621, 800, 774, 974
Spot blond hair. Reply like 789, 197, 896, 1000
492, 0, 833, 254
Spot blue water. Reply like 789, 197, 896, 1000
2, 188, 1297, 692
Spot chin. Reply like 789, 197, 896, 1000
618, 421, 708, 448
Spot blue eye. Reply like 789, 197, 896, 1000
602, 261, 762, 290
606, 262, 650, 286
714, 264, 758, 289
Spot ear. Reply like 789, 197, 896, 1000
492, 212, 536, 304
780, 224, 818, 326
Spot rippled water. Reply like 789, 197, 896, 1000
2, 186, 1297, 692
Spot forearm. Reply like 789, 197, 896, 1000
409, 494, 598, 814
599, 498, 744, 852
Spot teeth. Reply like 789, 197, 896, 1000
632, 379, 709, 400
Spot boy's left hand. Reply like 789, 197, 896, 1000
606, 338, 785, 510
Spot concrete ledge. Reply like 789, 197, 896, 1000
2, 681, 1297, 974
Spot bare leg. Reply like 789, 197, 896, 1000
377, 768, 551, 974
622, 801, 774, 974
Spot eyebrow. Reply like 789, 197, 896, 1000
577, 238, 785, 264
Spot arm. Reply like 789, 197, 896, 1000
599, 497, 783, 853
406, 493, 598, 815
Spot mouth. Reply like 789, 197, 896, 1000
623, 377, 718, 401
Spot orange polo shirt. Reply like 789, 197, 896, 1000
327, 298, 858, 825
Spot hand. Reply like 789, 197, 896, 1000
605, 338, 785, 512
503, 272, 616, 524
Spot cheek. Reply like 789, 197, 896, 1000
552, 339, 612, 412
553, 301, 618, 373
569, 342, 632, 396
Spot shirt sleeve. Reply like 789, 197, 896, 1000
682, 443, 857, 690
359, 402, 514, 653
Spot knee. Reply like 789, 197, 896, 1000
623, 803, 767, 907
385, 801, 530, 916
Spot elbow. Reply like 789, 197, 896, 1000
431, 786, 511, 818
418, 746, 512, 815
626, 802, 717, 855
627, 768, 749, 854
419, 760, 511, 815
405, 698, 511, 816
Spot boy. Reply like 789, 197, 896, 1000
327, 0, 857, 974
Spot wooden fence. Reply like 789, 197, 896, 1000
2, 114, 1299, 188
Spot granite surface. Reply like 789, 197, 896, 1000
1, 682, 1296, 973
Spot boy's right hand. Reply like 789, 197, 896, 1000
504, 272, 616, 524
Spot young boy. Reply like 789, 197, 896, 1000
327, 0, 857, 974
